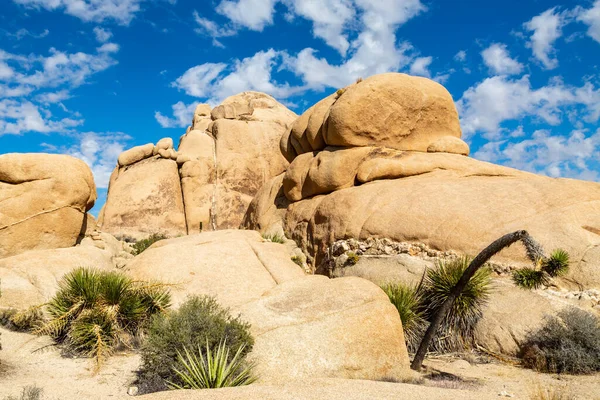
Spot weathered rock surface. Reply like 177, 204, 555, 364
100, 157, 187, 240
126, 229, 410, 381
281, 73, 468, 159
0, 153, 96, 258
100, 92, 296, 237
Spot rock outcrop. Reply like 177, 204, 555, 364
243, 73, 600, 289
0, 153, 97, 258
126, 230, 410, 382
99, 92, 296, 239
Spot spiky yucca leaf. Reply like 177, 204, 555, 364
542, 249, 570, 277
381, 283, 426, 353
512, 268, 550, 289
421, 256, 492, 352
168, 340, 256, 389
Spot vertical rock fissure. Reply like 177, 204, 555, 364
210, 136, 218, 230
178, 167, 189, 235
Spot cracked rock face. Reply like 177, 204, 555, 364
99, 92, 296, 239
0, 153, 96, 258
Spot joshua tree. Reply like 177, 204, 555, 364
410, 230, 569, 371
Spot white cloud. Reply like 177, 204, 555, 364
216, 0, 278, 31
577, 0, 600, 44
473, 128, 600, 181
457, 75, 600, 139
524, 7, 567, 69
155, 101, 198, 128
0, 99, 82, 135
97, 42, 120, 53
454, 50, 466, 62
6, 28, 49, 40
93, 27, 113, 43
481, 43, 523, 75
35, 89, 71, 104
193, 11, 236, 47
282, 0, 355, 55
65, 132, 131, 188
409, 56, 432, 77
13, 0, 143, 25
171, 50, 300, 105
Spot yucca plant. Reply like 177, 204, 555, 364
168, 340, 257, 389
512, 248, 570, 289
132, 233, 168, 255
381, 283, 426, 353
261, 232, 285, 244
420, 256, 492, 353
34, 267, 170, 368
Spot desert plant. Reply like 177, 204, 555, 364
137, 296, 254, 393
291, 255, 303, 267
381, 283, 426, 353
34, 267, 170, 367
262, 232, 285, 244
1, 306, 44, 332
520, 307, 600, 374
3, 385, 43, 400
420, 256, 492, 353
528, 383, 574, 400
412, 230, 561, 370
168, 340, 256, 389
346, 252, 360, 266
132, 233, 168, 255
512, 249, 570, 289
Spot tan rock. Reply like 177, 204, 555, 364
100, 157, 187, 239
0, 246, 115, 309
240, 275, 409, 382
0, 153, 96, 258
177, 129, 214, 160
427, 136, 470, 156
246, 156, 600, 287
117, 143, 154, 166
156, 137, 174, 151
194, 103, 211, 117
126, 230, 409, 382
325, 73, 465, 153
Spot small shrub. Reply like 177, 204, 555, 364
520, 307, 600, 374
168, 340, 256, 389
512, 268, 549, 289
346, 252, 359, 266
132, 233, 168, 255
3, 385, 43, 400
381, 283, 426, 353
335, 88, 346, 98
291, 256, 303, 267
420, 256, 492, 352
262, 233, 285, 244
35, 267, 170, 367
528, 383, 574, 400
1, 306, 44, 332
137, 296, 254, 394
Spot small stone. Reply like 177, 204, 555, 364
383, 245, 394, 255
498, 391, 514, 398
127, 386, 138, 396
580, 293, 592, 301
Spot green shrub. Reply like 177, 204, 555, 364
420, 256, 492, 353
132, 233, 168, 255
291, 256, 303, 267
1, 306, 44, 332
512, 249, 570, 289
137, 296, 254, 394
35, 267, 170, 367
346, 252, 359, 266
262, 232, 285, 244
3, 385, 43, 400
520, 307, 600, 374
168, 340, 256, 389
381, 283, 426, 353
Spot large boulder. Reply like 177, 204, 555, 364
281, 73, 469, 160
125, 230, 410, 382
0, 153, 96, 258
100, 157, 187, 240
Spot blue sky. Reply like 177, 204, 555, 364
1, 0, 600, 216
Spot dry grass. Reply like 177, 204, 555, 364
528, 382, 574, 400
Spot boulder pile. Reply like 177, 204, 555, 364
99, 92, 296, 239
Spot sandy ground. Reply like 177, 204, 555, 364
1, 327, 599, 400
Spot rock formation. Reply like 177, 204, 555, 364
0, 153, 97, 258
126, 230, 410, 381
99, 92, 296, 239
243, 73, 600, 289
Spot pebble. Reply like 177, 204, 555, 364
127, 386, 138, 396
